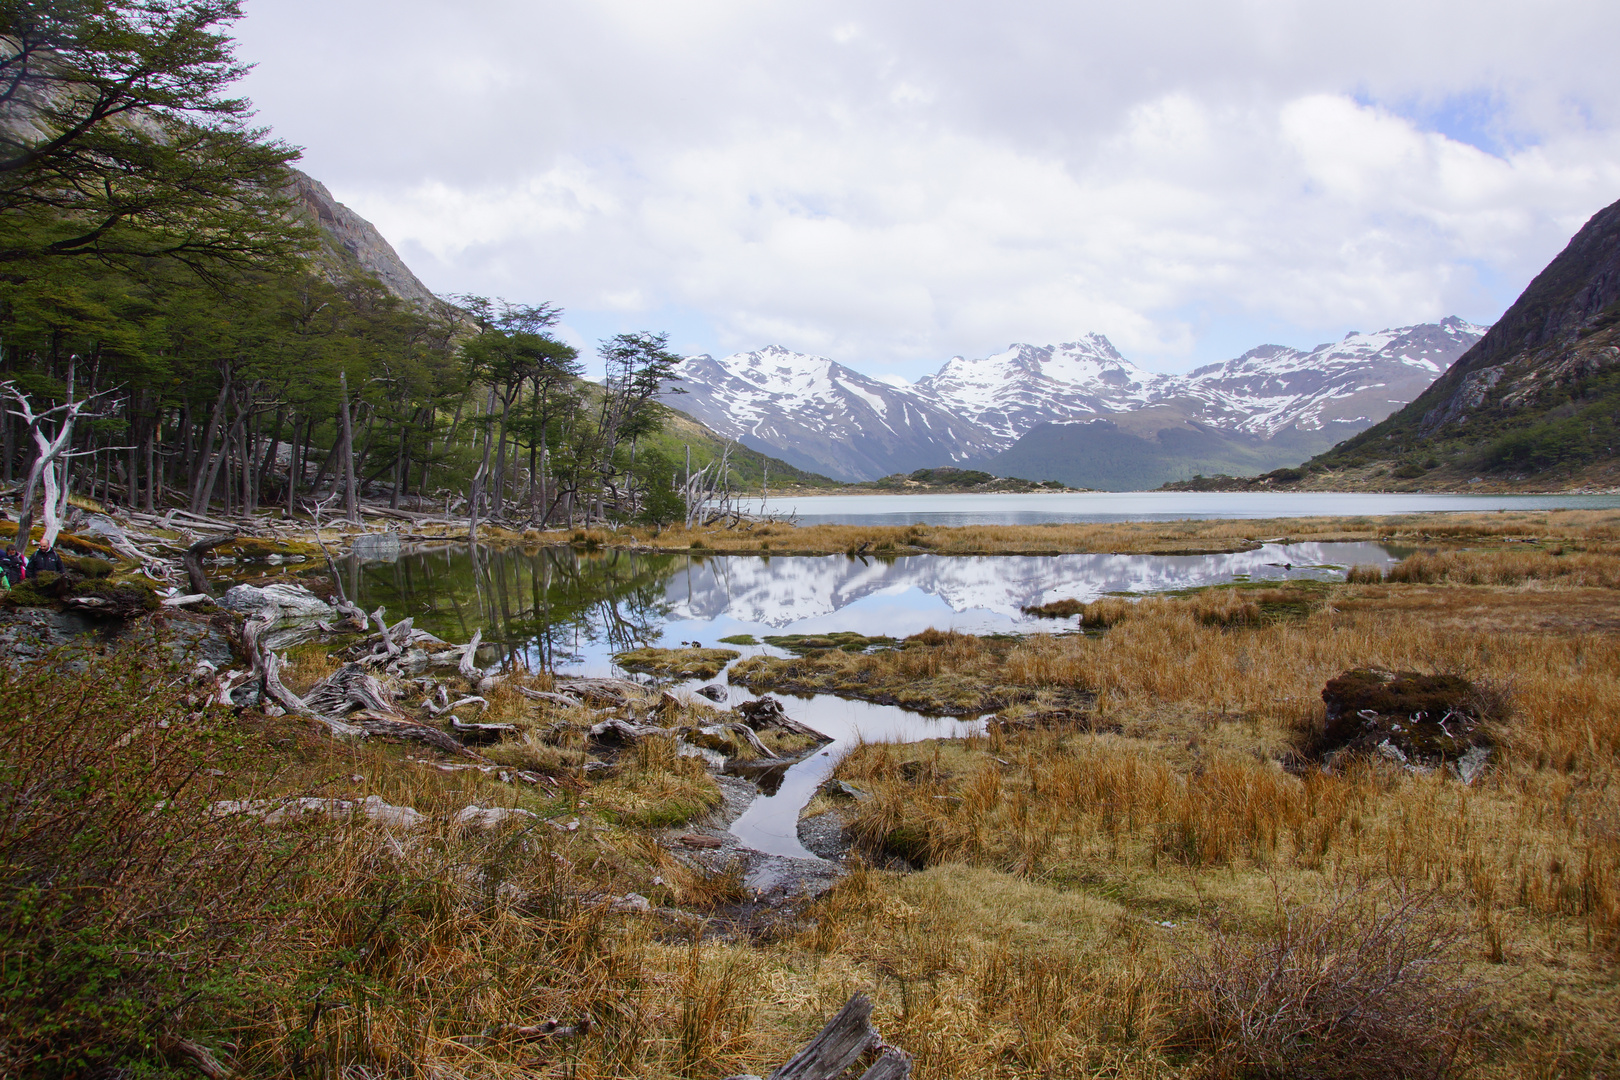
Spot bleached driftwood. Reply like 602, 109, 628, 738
449, 715, 517, 745
516, 686, 584, 708
723, 993, 910, 1080
458, 628, 483, 679
556, 676, 645, 708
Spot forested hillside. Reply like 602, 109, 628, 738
1, 0, 805, 540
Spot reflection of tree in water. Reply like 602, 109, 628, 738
351, 546, 680, 671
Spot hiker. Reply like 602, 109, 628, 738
0, 545, 22, 588
26, 539, 64, 577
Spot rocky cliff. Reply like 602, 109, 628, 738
286, 169, 440, 307
1304, 196, 1620, 490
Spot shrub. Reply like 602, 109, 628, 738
1170, 886, 1483, 1079
0, 640, 306, 1077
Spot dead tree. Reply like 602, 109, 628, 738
3, 381, 119, 550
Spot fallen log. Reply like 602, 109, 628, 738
587, 717, 676, 744
162, 593, 212, 607
242, 609, 363, 739
723, 993, 910, 1080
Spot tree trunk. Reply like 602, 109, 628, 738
339, 371, 359, 523
188, 376, 231, 513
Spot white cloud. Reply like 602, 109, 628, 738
232, 0, 1620, 376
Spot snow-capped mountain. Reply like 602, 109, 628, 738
665, 346, 1001, 481
660, 320, 1488, 482
1160, 318, 1490, 438
910, 335, 1159, 443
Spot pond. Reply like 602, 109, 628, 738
347, 541, 1409, 674
347, 540, 1407, 861
741, 490, 1620, 526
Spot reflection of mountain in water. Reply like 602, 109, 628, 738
353, 543, 1400, 671
662, 544, 1396, 627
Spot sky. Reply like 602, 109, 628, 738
230, 0, 1620, 381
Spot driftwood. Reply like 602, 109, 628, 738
242, 610, 363, 739
305, 662, 403, 716
724, 993, 910, 1080
556, 676, 645, 707
588, 717, 675, 744
715, 721, 778, 760
458, 628, 483, 679
516, 686, 584, 708
737, 696, 831, 741
449, 715, 518, 745
182, 532, 238, 596
449, 695, 488, 713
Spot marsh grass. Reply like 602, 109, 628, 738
9, 531, 1620, 1078
612, 509, 1620, 556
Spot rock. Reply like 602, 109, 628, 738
822, 779, 872, 802
221, 583, 335, 621
454, 804, 540, 830
1450, 744, 1492, 785
677, 833, 725, 849
696, 683, 727, 701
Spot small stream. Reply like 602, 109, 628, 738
348, 540, 1409, 860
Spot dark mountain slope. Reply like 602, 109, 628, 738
1305, 196, 1620, 489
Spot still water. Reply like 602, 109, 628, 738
348, 541, 1407, 674
347, 541, 1409, 860
743, 490, 1620, 526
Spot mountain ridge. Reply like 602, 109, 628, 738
663, 319, 1487, 485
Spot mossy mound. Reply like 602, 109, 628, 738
763, 631, 898, 654
69, 581, 161, 618
218, 537, 320, 561
717, 633, 759, 646
61, 554, 114, 578
614, 647, 740, 680
1318, 668, 1500, 766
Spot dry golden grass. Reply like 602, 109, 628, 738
606, 508, 1620, 556
15, 536, 1620, 1078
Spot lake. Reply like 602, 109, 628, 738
741, 490, 1620, 526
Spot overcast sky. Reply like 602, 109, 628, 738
232, 0, 1620, 380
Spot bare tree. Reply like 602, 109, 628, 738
3, 382, 119, 550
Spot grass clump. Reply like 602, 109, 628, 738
614, 646, 740, 680
592, 736, 723, 827
718, 633, 759, 645
761, 631, 897, 654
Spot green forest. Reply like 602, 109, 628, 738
0, 0, 803, 546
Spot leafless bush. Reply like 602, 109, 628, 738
1170, 884, 1485, 1079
